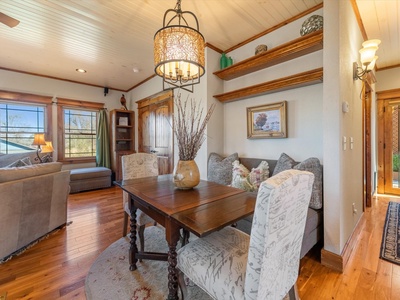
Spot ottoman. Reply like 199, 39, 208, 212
69, 167, 112, 193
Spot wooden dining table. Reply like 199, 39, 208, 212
114, 174, 257, 300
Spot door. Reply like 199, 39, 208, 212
137, 90, 174, 175
382, 99, 400, 195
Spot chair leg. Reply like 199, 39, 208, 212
180, 229, 190, 246
288, 283, 300, 300
122, 211, 129, 237
138, 224, 145, 262
177, 270, 188, 300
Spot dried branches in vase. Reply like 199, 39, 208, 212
172, 94, 215, 189
173, 93, 215, 161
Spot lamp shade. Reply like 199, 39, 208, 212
32, 133, 46, 146
154, 26, 205, 81
362, 39, 381, 48
41, 141, 54, 153
154, 0, 205, 91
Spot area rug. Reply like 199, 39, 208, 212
85, 225, 211, 300
380, 201, 400, 265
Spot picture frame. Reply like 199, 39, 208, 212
247, 101, 287, 139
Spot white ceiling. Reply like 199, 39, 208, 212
0, 0, 397, 92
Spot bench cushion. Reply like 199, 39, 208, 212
70, 167, 111, 180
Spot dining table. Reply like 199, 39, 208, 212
114, 174, 257, 300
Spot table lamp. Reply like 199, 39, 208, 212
32, 133, 46, 163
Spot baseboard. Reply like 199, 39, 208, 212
321, 212, 365, 273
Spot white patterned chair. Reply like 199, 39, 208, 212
121, 153, 158, 254
177, 169, 314, 300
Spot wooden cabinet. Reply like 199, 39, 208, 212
213, 30, 323, 102
110, 109, 135, 181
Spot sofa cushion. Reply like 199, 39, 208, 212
231, 160, 269, 192
0, 162, 63, 183
272, 153, 297, 176
207, 152, 238, 185
294, 157, 323, 209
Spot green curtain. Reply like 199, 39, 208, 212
96, 109, 111, 168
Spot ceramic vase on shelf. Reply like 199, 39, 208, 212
220, 53, 228, 69
173, 160, 200, 190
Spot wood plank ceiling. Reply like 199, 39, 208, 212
0, 0, 397, 91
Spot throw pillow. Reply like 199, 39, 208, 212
294, 157, 323, 209
6, 159, 28, 168
207, 152, 238, 185
21, 157, 32, 165
231, 160, 269, 192
272, 153, 297, 176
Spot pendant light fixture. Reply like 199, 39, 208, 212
154, 0, 205, 92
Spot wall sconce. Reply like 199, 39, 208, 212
32, 133, 47, 163
353, 39, 381, 81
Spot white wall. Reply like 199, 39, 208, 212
323, 0, 365, 255
0, 69, 122, 169
376, 67, 400, 92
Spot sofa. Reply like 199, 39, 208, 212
207, 152, 323, 258
0, 161, 70, 261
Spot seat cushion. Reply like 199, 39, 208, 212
177, 226, 249, 300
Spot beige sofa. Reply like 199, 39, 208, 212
0, 162, 70, 261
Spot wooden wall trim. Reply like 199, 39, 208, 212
0, 90, 52, 104
321, 212, 365, 273
56, 97, 104, 109
136, 89, 173, 109
377, 88, 400, 100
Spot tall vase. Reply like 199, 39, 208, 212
173, 160, 200, 189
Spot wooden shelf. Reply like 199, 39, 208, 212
214, 68, 323, 103
214, 30, 323, 81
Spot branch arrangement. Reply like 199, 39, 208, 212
173, 94, 215, 161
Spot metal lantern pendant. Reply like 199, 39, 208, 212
154, 0, 205, 92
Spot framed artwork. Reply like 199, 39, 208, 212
247, 101, 287, 139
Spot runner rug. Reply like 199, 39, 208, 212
380, 201, 400, 266
85, 225, 211, 300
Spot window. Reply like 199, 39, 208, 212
0, 91, 52, 155
57, 98, 104, 163
64, 108, 97, 158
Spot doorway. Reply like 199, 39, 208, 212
377, 89, 400, 196
136, 90, 174, 175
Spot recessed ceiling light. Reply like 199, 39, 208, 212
76, 68, 87, 73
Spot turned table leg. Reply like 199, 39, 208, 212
129, 197, 138, 271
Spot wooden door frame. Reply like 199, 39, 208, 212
377, 88, 400, 195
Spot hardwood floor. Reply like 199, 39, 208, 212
0, 187, 399, 299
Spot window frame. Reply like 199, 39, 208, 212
0, 90, 53, 153
56, 97, 104, 164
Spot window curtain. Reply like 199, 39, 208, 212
96, 109, 111, 168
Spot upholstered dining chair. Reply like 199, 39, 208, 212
177, 169, 315, 300
121, 152, 158, 254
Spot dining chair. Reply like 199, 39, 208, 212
121, 152, 158, 254
177, 169, 314, 300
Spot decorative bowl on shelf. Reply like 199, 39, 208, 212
255, 44, 268, 55
300, 15, 323, 36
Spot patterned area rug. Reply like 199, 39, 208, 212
85, 226, 211, 300
380, 201, 400, 265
